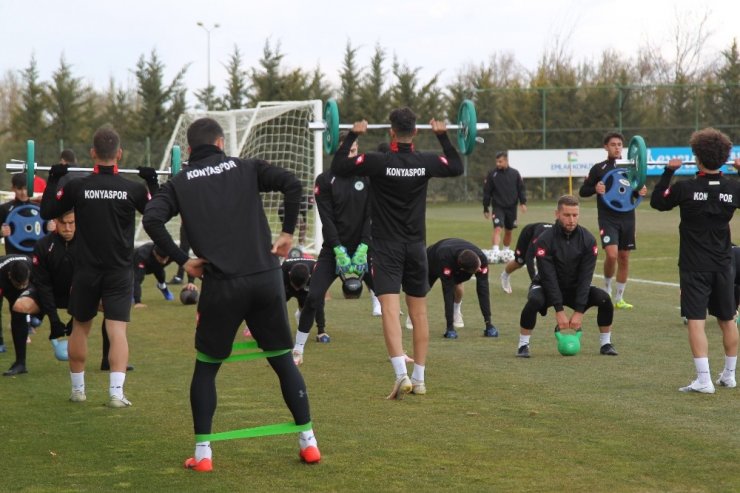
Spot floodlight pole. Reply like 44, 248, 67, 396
196, 21, 220, 107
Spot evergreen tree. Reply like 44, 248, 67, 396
357, 44, 391, 125
45, 55, 92, 146
221, 45, 248, 110
9, 55, 47, 142
338, 42, 362, 121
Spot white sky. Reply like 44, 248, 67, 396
1, 0, 738, 101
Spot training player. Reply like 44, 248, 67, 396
143, 117, 320, 471
516, 195, 617, 358
579, 132, 647, 309
281, 257, 328, 360
425, 238, 498, 339
331, 107, 464, 399
499, 222, 552, 294
650, 128, 739, 393
482, 151, 527, 260
132, 242, 174, 308
0, 255, 34, 376
292, 132, 380, 365
40, 126, 156, 407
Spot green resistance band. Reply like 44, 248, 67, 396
196, 421, 313, 442
196, 340, 290, 364
194, 341, 307, 442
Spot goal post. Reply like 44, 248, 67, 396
135, 100, 324, 253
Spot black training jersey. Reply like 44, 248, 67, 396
0, 254, 33, 303
579, 159, 635, 221
40, 166, 149, 271
0, 198, 34, 255
314, 172, 371, 251
331, 133, 463, 242
482, 167, 527, 212
427, 238, 491, 324
134, 242, 165, 275
281, 257, 317, 297
650, 169, 740, 272
533, 222, 598, 312
31, 232, 74, 321
143, 148, 302, 278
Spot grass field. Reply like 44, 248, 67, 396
2, 201, 739, 493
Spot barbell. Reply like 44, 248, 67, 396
5, 140, 183, 196
310, 99, 489, 156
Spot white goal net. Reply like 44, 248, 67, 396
135, 100, 324, 252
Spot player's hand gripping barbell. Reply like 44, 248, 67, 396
309, 99, 488, 156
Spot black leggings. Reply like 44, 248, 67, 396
520, 285, 613, 330
190, 352, 311, 435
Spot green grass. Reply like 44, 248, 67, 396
2, 201, 739, 493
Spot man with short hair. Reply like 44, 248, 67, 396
650, 128, 739, 394
331, 107, 464, 399
0, 255, 34, 376
425, 238, 498, 339
579, 132, 647, 309
40, 126, 154, 407
143, 117, 320, 471
516, 195, 617, 358
499, 222, 552, 294
482, 151, 527, 259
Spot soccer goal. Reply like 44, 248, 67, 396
134, 100, 324, 253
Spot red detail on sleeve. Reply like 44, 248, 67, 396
56, 189, 64, 200
355, 154, 365, 165
439, 156, 448, 166
443, 267, 452, 277
313, 185, 320, 196
663, 188, 671, 197
536, 248, 546, 257
32, 255, 39, 265
593, 246, 598, 256
480, 266, 488, 275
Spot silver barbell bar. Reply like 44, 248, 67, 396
307, 122, 489, 131
5, 161, 175, 175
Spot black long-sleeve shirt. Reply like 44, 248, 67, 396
30, 232, 74, 324
331, 133, 463, 243
427, 238, 491, 327
0, 255, 33, 305
533, 222, 598, 312
314, 172, 371, 252
482, 166, 527, 212
133, 242, 168, 303
40, 166, 149, 271
650, 168, 740, 272
143, 146, 302, 278
579, 159, 635, 221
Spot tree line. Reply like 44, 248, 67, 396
0, 30, 738, 198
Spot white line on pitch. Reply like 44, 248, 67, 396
593, 274, 679, 288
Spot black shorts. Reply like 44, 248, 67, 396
196, 269, 293, 360
371, 239, 429, 297
598, 215, 635, 250
520, 284, 613, 330
69, 269, 133, 322
680, 270, 736, 321
492, 206, 518, 231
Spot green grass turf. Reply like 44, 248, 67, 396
2, 201, 739, 492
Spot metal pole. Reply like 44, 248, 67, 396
197, 22, 220, 109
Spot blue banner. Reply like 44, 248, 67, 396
646, 146, 740, 176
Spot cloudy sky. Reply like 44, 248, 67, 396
1, 0, 737, 99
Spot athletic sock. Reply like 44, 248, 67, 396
299, 430, 318, 450
453, 302, 461, 314
604, 277, 613, 297
503, 245, 510, 252
411, 363, 425, 382
723, 355, 737, 375
492, 245, 500, 254
518, 335, 530, 348
693, 357, 711, 385
615, 282, 626, 302
109, 371, 126, 398
157, 282, 167, 290
390, 356, 408, 379
71, 371, 85, 393
294, 331, 309, 352
194, 441, 212, 461
599, 332, 611, 346
501, 271, 510, 280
